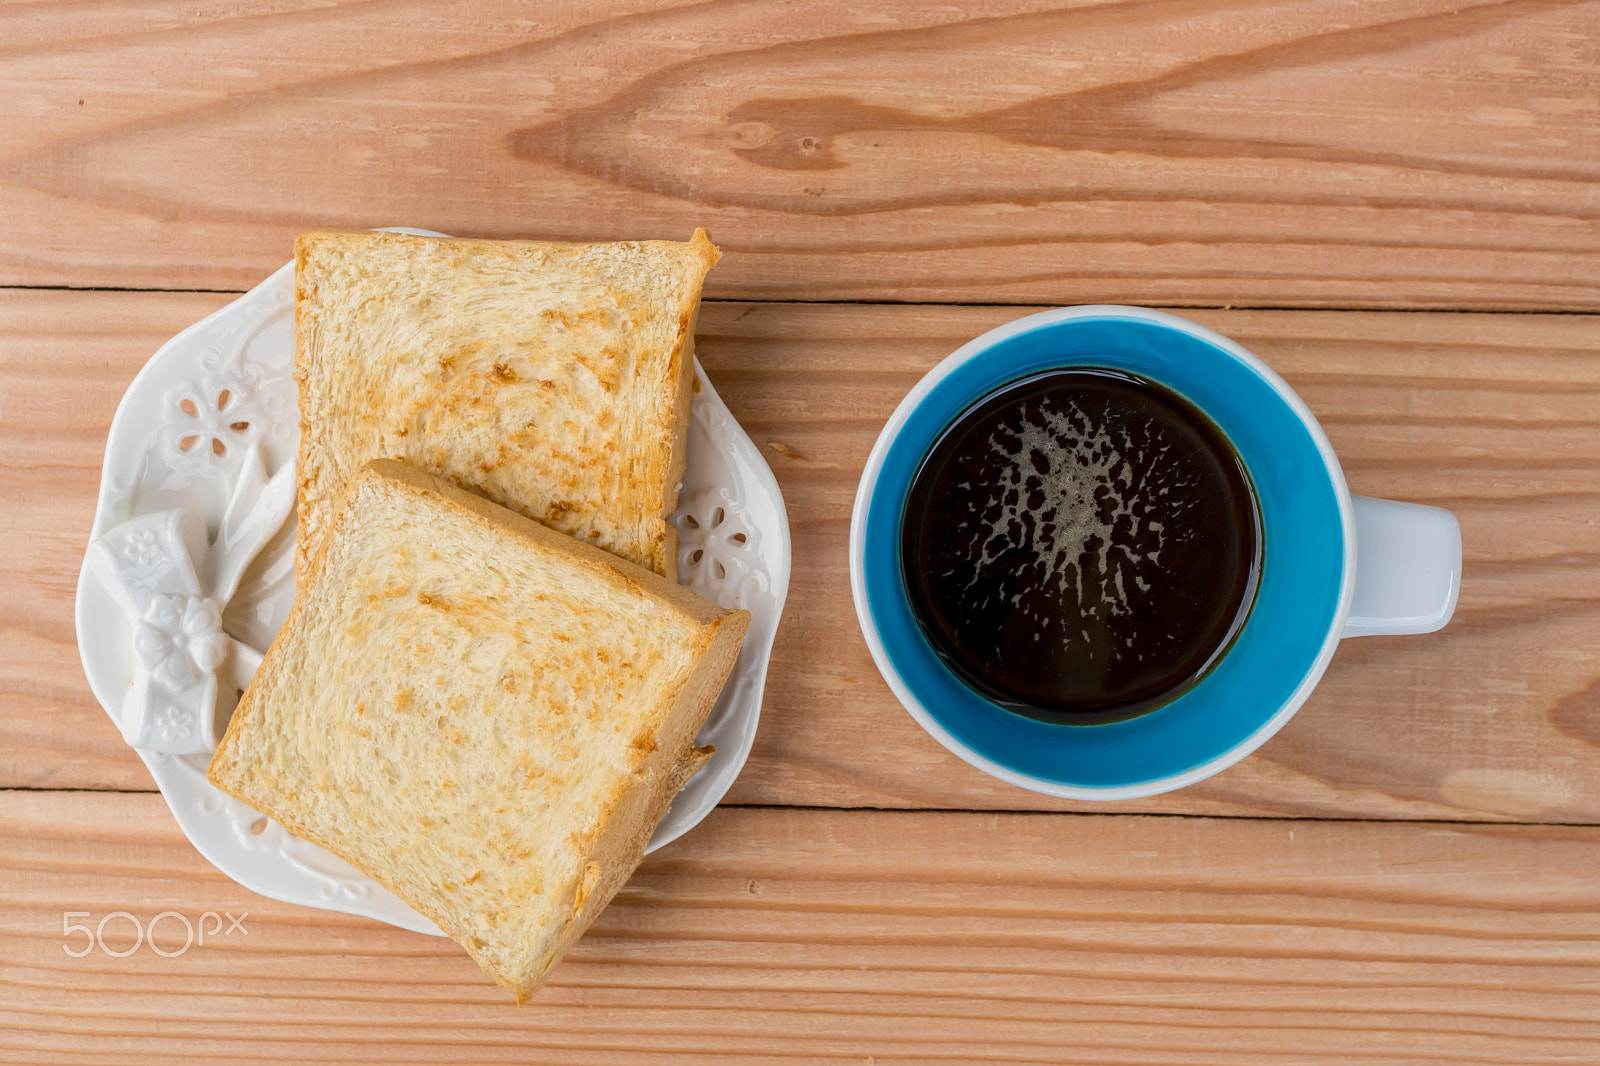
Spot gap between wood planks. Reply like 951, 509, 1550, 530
6, 789, 1600, 831
5, 285, 1599, 317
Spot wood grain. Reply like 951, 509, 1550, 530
1, 0, 1597, 307
712, 302, 1600, 821
0, 290, 232, 790
8, 289, 1600, 822
5, 791, 1600, 1065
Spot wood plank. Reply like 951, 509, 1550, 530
1, 0, 1597, 307
4, 791, 1600, 1065
0, 290, 234, 790
9, 291, 1600, 820
712, 302, 1600, 821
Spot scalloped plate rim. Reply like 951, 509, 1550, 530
73, 235, 790, 935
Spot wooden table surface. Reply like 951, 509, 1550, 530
4, 3, 1600, 1063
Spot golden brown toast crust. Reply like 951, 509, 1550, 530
209, 459, 749, 1001
293, 229, 718, 580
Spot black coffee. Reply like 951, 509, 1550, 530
901, 369, 1259, 724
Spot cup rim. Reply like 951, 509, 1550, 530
848, 305, 1356, 799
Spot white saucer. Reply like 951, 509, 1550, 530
73, 235, 790, 936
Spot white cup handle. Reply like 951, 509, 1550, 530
1342, 495, 1462, 638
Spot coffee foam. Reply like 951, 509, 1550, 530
903, 369, 1258, 718
952, 398, 1198, 649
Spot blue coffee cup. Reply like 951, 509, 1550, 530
849, 307, 1461, 799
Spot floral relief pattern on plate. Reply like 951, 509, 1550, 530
76, 234, 790, 936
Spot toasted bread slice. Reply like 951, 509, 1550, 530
293, 228, 719, 579
208, 459, 749, 1001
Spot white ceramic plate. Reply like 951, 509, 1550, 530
74, 233, 790, 936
